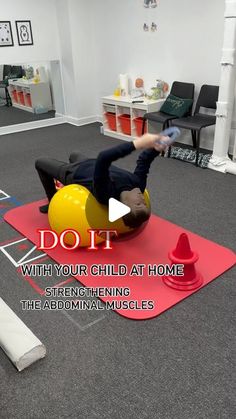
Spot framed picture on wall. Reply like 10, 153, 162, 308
15, 20, 33, 46
0, 21, 14, 47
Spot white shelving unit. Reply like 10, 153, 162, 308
102, 95, 165, 141
8, 79, 52, 114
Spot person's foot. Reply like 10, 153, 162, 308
39, 204, 49, 214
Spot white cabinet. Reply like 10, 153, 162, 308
8, 79, 52, 114
102, 95, 165, 141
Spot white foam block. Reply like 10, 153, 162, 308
0, 297, 46, 371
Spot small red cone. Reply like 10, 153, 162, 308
173, 233, 194, 259
163, 233, 203, 291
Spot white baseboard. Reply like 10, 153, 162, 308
0, 114, 101, 137
66, 115, 100, 126
96, 115, 103, 123
0, 116, 66, 136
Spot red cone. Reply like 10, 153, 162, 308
173, 233, 194, 259
163, 233, 203, 291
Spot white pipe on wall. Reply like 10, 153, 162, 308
209, 0, 236, 174
233, 133, 236, 160
0, 297, 46, 371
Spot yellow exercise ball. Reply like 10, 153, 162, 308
48, 184, 150, 247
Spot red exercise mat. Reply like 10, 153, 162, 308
4, 200, 236, 320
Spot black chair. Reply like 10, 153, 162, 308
0, 65, 24, 106
0, 65, 11, 106
142, 81, 195, 135
172, 85, 219, 166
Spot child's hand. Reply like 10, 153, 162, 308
133, 133, 169, 151
154, 136, 171, 152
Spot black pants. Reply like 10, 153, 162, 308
35, 152, 87, 201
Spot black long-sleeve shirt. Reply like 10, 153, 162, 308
72, 142, 159, 204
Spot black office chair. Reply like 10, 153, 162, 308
0, 65, 24, 106
172, 85, 219, 166
142, 81, 195, 135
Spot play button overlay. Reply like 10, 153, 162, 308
108, 198, 131, 222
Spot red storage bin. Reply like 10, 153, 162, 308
133, 117, 147, 136
25, 93, 32, 107
118, 114, 131, 135
12, 90, 18, 103
17, 91, 25, 106
105, 112, 117, 131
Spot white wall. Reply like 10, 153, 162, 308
0, 0, 60, 64
57, 0, 227, 150
67, 0, 99, 121
96, 0, 225, 96
56, 0, 100, 123
94, 0, 226, 150
56, 0, 79, 120
1, 0, 230, 152
0, 0, 65, 115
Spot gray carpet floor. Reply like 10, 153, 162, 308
0, 106, 55, 127
0, 123, 235, 419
